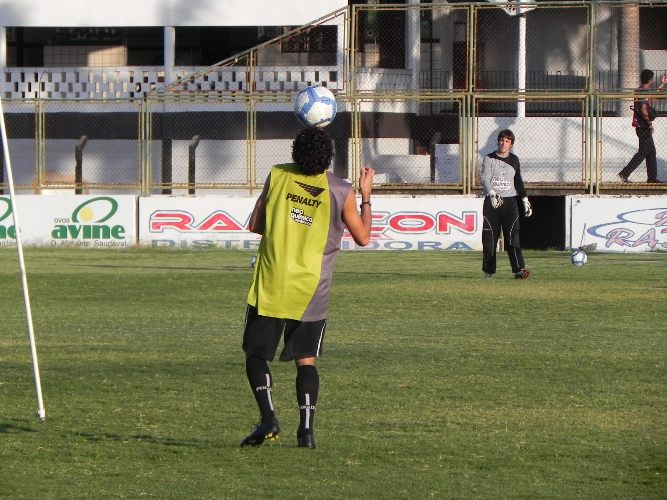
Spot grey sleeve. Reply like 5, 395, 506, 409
479, 155, 494, 195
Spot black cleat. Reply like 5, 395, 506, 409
514, 269, 530, 280
297, 431, 316, 449
240, 417, 280, 447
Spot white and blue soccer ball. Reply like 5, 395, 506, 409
294, 85, 337, 128
571, 249, 588, 266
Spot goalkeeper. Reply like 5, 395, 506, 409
240, 127, 375, 449
479, 128, 532, 279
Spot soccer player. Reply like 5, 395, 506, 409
240, 126, 374, 449
479, 128, 532, 279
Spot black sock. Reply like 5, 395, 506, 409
245, 355, 275, 422
296, 365, 319, 436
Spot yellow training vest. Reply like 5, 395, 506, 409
247, 163, 351, 321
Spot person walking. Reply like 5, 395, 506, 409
618, 69, 667, 183
479, 128, 532, 279
240, 126, 374, 449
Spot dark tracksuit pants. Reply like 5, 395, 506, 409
619, 127, 657, 182
482, 196, 525, 275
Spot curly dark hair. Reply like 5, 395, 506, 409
292, 127, 334, 175
640, 69, 655, 85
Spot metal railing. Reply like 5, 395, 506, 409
1, 1, 667, 196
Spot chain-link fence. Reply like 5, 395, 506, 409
0, 100, 37, 193
2, 1, 666, 195
41, 100, 142, 192
148, 99, 252, 193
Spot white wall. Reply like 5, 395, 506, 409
0, 0, 346, 27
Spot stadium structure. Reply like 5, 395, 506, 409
0, 0, 666, 251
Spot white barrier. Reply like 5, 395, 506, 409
567, 195, 667, 252
0, 195, 136, 248
1, 194, 482, 251
3, 194, 667, 252
138, 195, 482, 251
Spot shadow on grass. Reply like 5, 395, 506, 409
73, 264, 247, 272
74, 430, 206, 448
336, 270, 487, 279
0, 419, 210, 447
0, 421, 40, 433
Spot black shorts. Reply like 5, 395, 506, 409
242, 305, 327, 362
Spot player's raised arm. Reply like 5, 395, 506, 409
342, 166, 374, 246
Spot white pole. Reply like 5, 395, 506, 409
407, 0, 421, 96
410, 0, 421, 115
0, 95, 46, 423
164, 27, 176, 85
0, 28, 7, 68
517, 12, 526, 117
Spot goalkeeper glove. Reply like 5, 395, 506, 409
489, 190, 503, 209
522, 197, 533, 217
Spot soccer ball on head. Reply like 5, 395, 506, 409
294, 85, 337, 128
571, 249, 588, 266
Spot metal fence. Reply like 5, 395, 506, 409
1, 1, 667, 196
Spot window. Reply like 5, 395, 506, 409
280, 26, 337, 54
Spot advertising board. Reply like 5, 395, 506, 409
567, 195, 667, 252
0, 195, 137, 248
138, 195, 483, 251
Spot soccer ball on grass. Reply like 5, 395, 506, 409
294, 85, 337, 127
571, 249, 588, 266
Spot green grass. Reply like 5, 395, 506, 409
1, 248, 665, 499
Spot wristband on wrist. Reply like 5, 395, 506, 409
360, 200, 371, 209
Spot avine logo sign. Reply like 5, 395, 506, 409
51, 196, 128, 247
0, 198, 16, 245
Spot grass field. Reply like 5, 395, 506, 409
1, 248, 665, 499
